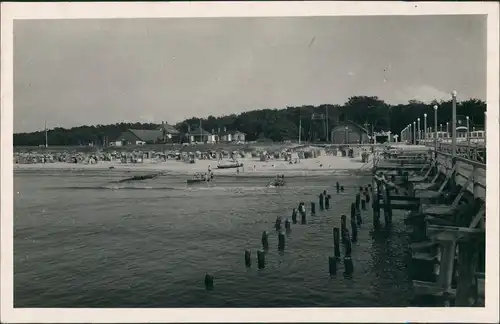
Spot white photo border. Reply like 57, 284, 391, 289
1, 1, 499, 323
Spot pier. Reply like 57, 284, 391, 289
373, 92, 487, 306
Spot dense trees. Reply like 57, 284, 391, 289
14, 96, 486, 146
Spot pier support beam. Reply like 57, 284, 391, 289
455, 241, 479, 306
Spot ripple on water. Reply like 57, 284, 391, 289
14, 172, 416, 307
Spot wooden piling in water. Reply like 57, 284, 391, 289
340, 215, 349, 243
328, 256, 337, 275
261, 231, 269, 250
278, 232, 285, 250
345, 237, 352, 256
205, 274, 214, 289
311, 202, 316, 215
292, 208, 297, 224
344, 257, 354, 276
285, 218, 291, 230
325, 194, 330, 209
356, 193, 361, 211
319, 193, 324, 210
456, 242, 479, 306
372, 181, 381, 227
333, 227, 341, 259
275, 217, 282, 231
383, 184, 393, 226
336, 181, 340, 193
299, 202, 306, 224
245, 250, 252, 267
350, 213, 358, 242
257, 250, 266, 269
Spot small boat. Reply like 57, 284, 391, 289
267, 179, 286, 188
116, 172, 163, 183
186, 173, 213, 184
187, 178, 210, 184
217, 162, 244, 169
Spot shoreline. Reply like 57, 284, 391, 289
14, 155, 373, 176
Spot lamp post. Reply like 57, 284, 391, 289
434, 105, 438, 157
466, 116, 470, 146
440, 124, 443, 132
424, 113, 427, 144
417, 118, 421, 143
344, 126, 348, 144
451, 90, 457, 160
446, 122, 449, 134
413, 121, 416, 145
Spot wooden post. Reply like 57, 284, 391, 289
311, 202, 316, 215
373, 181, 381, 227
384, 184, 393, 225
345, 237, 352, 256
328, 256, 337, 275
341, 215, 348, 243
351, 213, 358, 242
278, 232, 285, 250
344, 257, 354, 276
336, 181, 340, 193
245, 250, 251, 267
205, 274, 214, 290
261, 231, 269, 250
455, 241, 479, 306
355, 193, 361, 211
344, 240, 354, 276
275, 217, 282, 231
257, 250, 266, 269
333, 227, 341, 258
325, 195, 330, 209
319, 193, 324, 210
438, 239, 457, 305
292, 209, 297, 224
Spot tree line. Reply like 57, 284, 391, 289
14, 96, 486, 146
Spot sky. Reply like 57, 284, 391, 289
13, 15, 486, 133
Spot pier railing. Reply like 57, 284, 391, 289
435, 142, 486, 164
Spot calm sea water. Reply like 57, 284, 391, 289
14, 169, 416, 307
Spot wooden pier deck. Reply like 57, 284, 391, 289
371, 142, 486, 307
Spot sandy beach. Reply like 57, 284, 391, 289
14, 154, 374, 176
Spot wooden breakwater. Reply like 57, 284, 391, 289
372, 143, 486, 306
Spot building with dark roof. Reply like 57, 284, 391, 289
330, 120, 370, 144
117, 122, 180, 145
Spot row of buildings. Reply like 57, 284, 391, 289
110, 120, 392, 147
111, 123, 247, 146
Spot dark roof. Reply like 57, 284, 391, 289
187, 128, 212, 136
127, 129, 163, 142
161, 124, 180, 134
347, 120, 369, 133
332, 120, 369, 133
